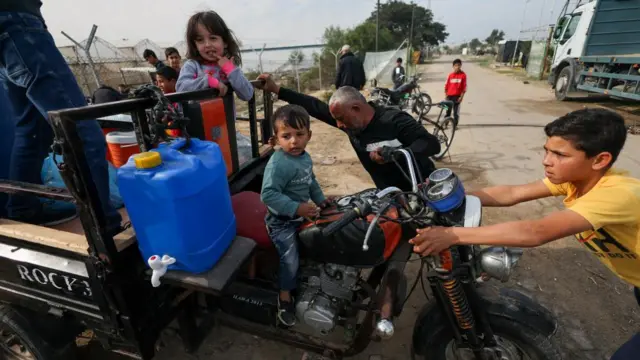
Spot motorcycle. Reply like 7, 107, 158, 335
370, 74, 433, 117
220, 148, 561, 360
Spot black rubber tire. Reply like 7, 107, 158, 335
0, 306, 76, 360
413, 93, 433, 117
554, 66, 572, 101
431, 117, 456, 161
411, 311, 562, 360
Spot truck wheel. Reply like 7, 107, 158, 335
0, 306, 76, 360
554, 67, 573, 101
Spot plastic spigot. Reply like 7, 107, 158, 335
148, 254, 176, 287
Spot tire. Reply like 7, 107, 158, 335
412, 310, 562, 360
431, 117, 456, 161
0, 306, 76, 360
554, 67, 572, 101
412, 93, 433, 118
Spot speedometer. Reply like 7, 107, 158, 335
428, 168, 454, 183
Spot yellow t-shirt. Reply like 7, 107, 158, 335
543, 169, 640, 287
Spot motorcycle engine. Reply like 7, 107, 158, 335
296, 263, 360, 334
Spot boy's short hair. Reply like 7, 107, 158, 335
396, 57, 403, 63
143, 49, 157, 59
453, 58, 462, 66
156, 66, 178, 81
165, 47, 180, 58
544, 108, 627, 164
272, 104, 311, 133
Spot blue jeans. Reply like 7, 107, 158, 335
266, 215, 302, 291
0, 12, 121, 231
610, 288, 640, 360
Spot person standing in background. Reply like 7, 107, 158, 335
143, 49, 165, 70
0, 0, 122, 232
164, 47, 182, 74
335, 45, 366, 90
444, 58, 467, 127
391, 57, 405, 90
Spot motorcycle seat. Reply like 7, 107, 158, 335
231, 191, 273, 249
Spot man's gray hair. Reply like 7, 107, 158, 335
329, 86, 366, 107
341, 44, 351, 53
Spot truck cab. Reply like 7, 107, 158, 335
549, 0, 640, 101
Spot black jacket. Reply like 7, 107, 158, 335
392, 65, 405, 86
0, 0, 43, 19
278, 87, 440, 191
335, 52, 366, 89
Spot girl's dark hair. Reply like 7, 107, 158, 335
272, 105, 311, 134
544, 108, 627, 164
185, 11, 242, 66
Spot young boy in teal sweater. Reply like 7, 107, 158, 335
261, 105, 330, 326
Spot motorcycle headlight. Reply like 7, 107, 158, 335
478, 247, 523, 282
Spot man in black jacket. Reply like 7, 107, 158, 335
257, 74, 440, 191
335, 45, 366, 90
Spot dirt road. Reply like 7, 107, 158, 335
94, 57, 640, 359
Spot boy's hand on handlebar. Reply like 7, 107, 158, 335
409, 227, 460, 256
318, 197, 335, 209
297, 202, 320, 218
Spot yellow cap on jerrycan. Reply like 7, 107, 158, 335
133, 152, 162, 169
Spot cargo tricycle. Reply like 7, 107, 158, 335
0, 83, 560, 360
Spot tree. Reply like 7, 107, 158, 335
289, 50, 305, 92
322, 26, 347, 54
344, 21, 395, 53
367, 0, 448, 47
288, 49, 304, 66
485, 29, 505, 46
469, 38, 482, 51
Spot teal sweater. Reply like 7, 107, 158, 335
261, 150, 326, 218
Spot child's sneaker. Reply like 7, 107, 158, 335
277, 297, 297, 327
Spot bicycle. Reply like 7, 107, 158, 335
415, 100, 456, 161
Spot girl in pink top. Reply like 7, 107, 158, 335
176, 11, 254, 163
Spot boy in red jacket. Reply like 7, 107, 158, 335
444, 58, 467, 127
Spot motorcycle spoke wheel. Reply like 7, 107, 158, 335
444, 335, 532, 360
431, 118, 456, 161
413, 93, 433, 117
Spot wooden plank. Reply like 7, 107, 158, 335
0, 208, 137, 255
0, 219, 89, 255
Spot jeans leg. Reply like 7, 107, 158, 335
1, 79, 53, 218
445, 96, 454, 118
453, 101, 461, 123
611, 333, 640, 360
0, 13, 121, 230
267, 219, 300, 291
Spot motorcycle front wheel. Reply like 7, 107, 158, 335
411, 312, 561, 360
412, 92, 432, 117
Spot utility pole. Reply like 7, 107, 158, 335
375, 0, 380, 52
62, 25, 101, 88
512, 0, 530, 67
408, 2, 415, 77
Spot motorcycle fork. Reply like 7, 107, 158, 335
428, 250, 497, 360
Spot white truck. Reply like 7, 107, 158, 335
549, 0, 640, 101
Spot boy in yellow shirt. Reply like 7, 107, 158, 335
409, 108, 639, 358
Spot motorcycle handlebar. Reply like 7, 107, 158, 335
321, 200, 372, 237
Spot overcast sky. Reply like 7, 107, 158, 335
44, 0, 569, 48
